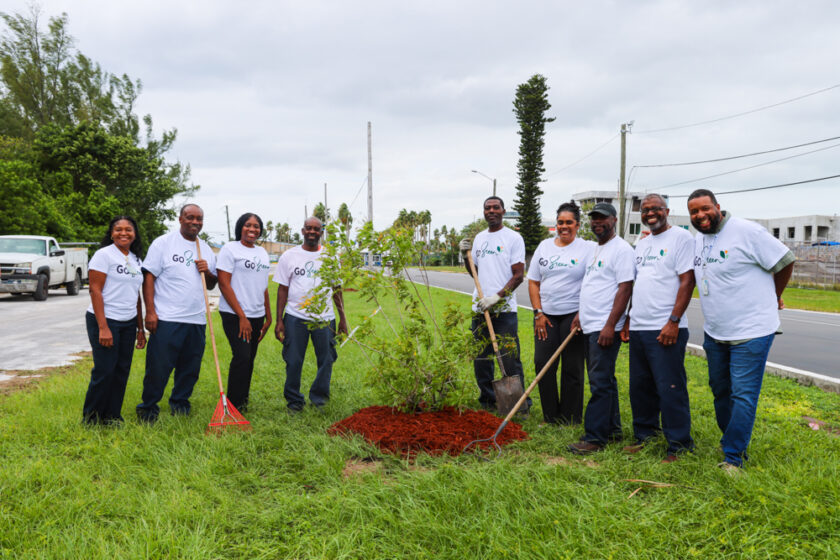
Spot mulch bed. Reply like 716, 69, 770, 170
328, 405, 529, 457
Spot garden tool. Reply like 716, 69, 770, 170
465, 251, 508, 380
195, 240, 250, 434
463, 328, 579, 459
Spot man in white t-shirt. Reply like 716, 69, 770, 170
137, 203, 218, 423
620, 194, 696, 462
459, 196, 527, 412
568, 202, 635, 454
273, 217, 348, 412
688, 189, 794, 472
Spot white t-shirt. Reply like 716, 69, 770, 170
630, 226, 694, 330
527, 237, 595, 315
471, 227, 526, 312
694, 216, 790, 341
578, 235, 636, 334
273, 246, 335, 321
142, 231, 217, 325
217, 241, 270, 318
87, 244, 144, 321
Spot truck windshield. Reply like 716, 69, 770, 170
0, 238, 47, 255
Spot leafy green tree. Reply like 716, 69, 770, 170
337, 202, 353, 236
275, 222, 291, 243
0, 158, 68, 236
312, 202, 327, 223
512, 74, 554, 256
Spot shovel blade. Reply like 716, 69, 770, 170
493, 375, 524, 418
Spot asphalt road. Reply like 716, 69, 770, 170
406, 268, 840, 380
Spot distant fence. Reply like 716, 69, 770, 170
791, 245, 840, 288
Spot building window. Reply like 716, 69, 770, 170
818, 226, 829, 239
787, 227, 795, 239
632, 197, 641, 212
629, 223, 641, 235
804, 226, 812, 241
772, 228, 780, 238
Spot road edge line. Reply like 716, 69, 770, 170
686, 343, 840, 394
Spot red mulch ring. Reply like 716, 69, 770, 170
327, 405, 529, 457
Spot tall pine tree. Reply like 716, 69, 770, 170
512, 74, 554, 256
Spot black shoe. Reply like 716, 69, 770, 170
568, 441, 604, 455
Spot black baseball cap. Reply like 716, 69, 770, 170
588, 202, 617, 217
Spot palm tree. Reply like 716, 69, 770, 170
338, 203, 353, 237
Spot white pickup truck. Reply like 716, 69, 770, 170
0, 235, 89, 301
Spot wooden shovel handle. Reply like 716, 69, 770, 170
195, 240, 225, 394
465, 251, 502, 357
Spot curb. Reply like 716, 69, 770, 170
686, 343, 840, 394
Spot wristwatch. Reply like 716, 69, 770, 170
668, 314, 681, 323
534, 308, 544, 316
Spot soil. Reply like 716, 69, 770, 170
328, 405, 529, 457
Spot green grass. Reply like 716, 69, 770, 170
422, 265, 466, 273
781, 286, 840, 313
1, 288, 840, 558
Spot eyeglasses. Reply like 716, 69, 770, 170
640, 206, 666, 214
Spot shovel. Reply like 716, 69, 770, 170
463, 328, 580, 459
465, 250, 508, 380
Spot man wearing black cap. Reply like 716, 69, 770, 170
568, 201, 635, 454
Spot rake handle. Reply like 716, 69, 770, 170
195, 240, 225, 396
492, 328, 580, 437
465, 250, 507, 377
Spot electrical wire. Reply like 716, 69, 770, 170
348, 175, 369, 210
645, 140, 840, 190
667, 173, 840, 198
546, 132, 620, 176
634, 134, 840, 168
634, 84, 840, 134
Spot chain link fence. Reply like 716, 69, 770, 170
791, 244, 840, 289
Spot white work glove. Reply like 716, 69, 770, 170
459, 238, 472, 253
477, 293, 501, 312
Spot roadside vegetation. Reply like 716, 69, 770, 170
1, 288, 839, 559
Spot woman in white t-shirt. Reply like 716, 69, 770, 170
84, 216, 146, 425
217, 213, 272, 412
527, 201, 594, 425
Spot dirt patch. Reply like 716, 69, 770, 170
342, 457, 384, 479
328, 405, 529, 458
0, 352, 91, 396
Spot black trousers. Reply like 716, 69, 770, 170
534, 311, 585, 424
220, 311, 265, 411
471, 312, 528, 409
84, 312, 137, 425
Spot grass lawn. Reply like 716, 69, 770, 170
1, 288, 839, 558
423, 265, 466, 273
781, 286, 840, 313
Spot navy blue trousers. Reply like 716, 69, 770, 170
84, 312, 137, 425
628, 329, 694, 454
471, 312, 528, 409
282, 314, 336, 410
582, 332, 623, 444
220, 311, 265, 411
137, 320, 205, 420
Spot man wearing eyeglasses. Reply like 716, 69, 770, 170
687, 189, 794, 473
620, 194, 696, 463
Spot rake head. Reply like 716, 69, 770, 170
462, 435, 503, 461
206, 393, 251, 434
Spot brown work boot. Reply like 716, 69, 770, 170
568, 441, 604, 455
661, 454, 680, 464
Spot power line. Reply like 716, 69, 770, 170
645, 141, 840, 190
634, 83, 840, 134
667, 173, 840, 198
635, 134, 840, 168
348, 175, 369, 210
546, 132, 620, 177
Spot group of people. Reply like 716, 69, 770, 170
461, 189, 794, 471
83, 205, 346, 429
84, 189, 794, 471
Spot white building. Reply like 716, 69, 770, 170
750, 215, 840, 246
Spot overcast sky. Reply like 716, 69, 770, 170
7, 0, 840, 240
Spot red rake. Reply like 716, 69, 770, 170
196, 240, 251, 434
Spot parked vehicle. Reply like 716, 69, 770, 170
0, 236, 89, 301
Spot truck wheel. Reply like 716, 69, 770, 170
33, 274, 49, 301
66, 270, 81, 295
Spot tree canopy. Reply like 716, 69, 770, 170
0, 8, 195, 241
512, 74, 554, 256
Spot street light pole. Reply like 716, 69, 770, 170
471, 169, 496, 196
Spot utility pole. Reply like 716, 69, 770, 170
324, 182, 328, 241
305, 204, 308, 221
618, 121, 633, 238
225, 205, 232, 241
493, 178, 497, 197
367, 121, 373, 226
